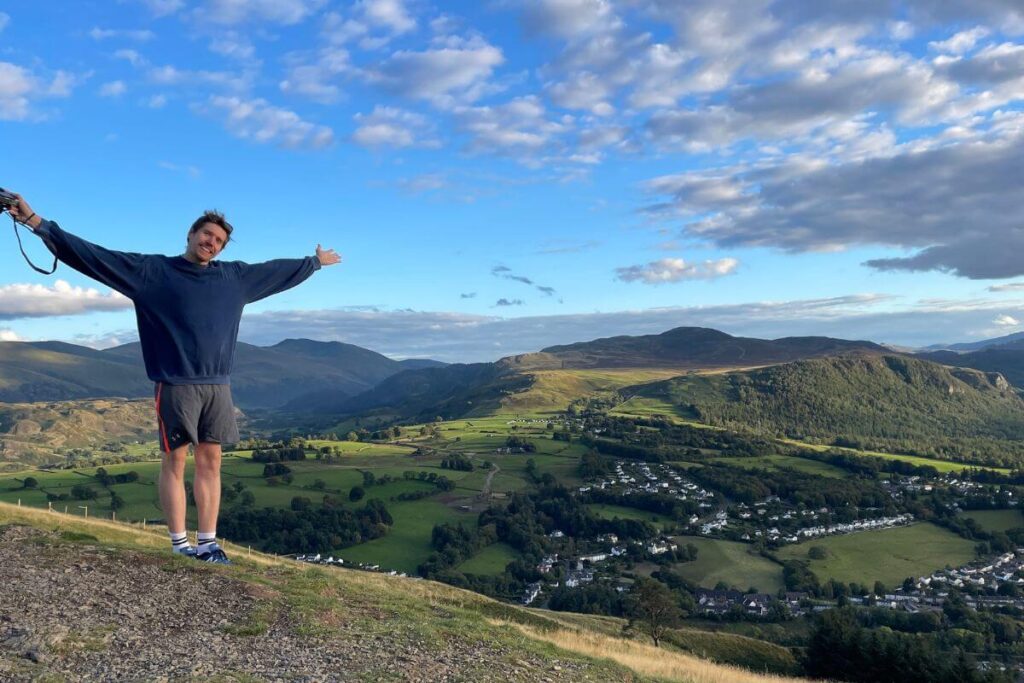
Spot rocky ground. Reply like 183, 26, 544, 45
0, 524, 626, 682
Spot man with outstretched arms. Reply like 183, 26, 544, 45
5, 192, 342, 563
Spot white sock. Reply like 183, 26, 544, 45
196, 531, 217, 554
169, 530, 192, 554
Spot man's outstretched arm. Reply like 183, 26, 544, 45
239, 244, 342, 303
5, 192, 148, 298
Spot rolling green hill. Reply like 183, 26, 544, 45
538, 327, 886, 369
630, 354, 1024, 466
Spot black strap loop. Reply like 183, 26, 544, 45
11, 215, 58, 275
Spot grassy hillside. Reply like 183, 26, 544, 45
0, 398, 156, 469
632, 354, 1024, 466
0, 503, 810, 683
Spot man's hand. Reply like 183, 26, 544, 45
5, 193, 42, 230
316, 244, 342, 267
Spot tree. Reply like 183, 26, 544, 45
626, 578, 683, 647
349, 486, 365, 502
109, 491, 125, 511
808, 546, 828, 560
22, 477, 38, 489
291, 496, 312, 511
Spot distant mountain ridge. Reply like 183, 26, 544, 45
0, 339, 444, 409
922, 331, 1024, 353
288, 327, 891, 422
535, 327, 887, 368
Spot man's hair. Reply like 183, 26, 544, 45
189, 210, 233, 244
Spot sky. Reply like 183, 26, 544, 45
2, 0, 1024, 362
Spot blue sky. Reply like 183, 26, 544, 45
3, 0, 1024, 361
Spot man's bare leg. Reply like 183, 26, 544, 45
159, 444, 190, 550
193, 442, 223, 556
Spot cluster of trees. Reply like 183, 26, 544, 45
94, 468, 140, 486
689, 463, 894, 509
218, 498, 393, 554
251, 446, 307, 463
805, 607, 1009, 683
441, 455, 474, 471
504, 436, 536, 452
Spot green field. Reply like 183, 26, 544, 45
709, 455, 847, 478
337, 498, 471, 573
665, 536, 786, 593
961, 509, 1024, 533
456, 542, 520, 575
586, 503, 673, 529
774, 522, 977, 586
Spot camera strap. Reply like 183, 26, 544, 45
10, 215, 58, 275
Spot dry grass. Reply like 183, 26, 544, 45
495, 620, 820, 683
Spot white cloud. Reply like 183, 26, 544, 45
158, 161, 201, 178
201, 95, 335, 149
0, 281, 131, 319
546, 71, 614, 115
0, 329, 22, 342
114, 49, 146, 67
89, 27, 155, 42
369, 36, 504, 106
193, 0, 326, 26
138, 0, 184, 17
929, 26, 990, 54
279, 48, 351, 103
209, 32, 258, 62
147, 64, 251, 91
99, 80, 127, 97
358, 0, 416, 35
615, 257, 739, 284
522, 0, 618, 38
454, 96, 572, 161
989, 282, 1024, 292
0, 12, 10, 32
351, 105, 439, 149
0, 63, 80, 121
147, 94, 168, 108
994, 314, 1020, 326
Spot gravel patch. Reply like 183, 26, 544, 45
0, 525, 618, 682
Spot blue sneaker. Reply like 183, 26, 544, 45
177, 546, 197, 558
193, 543, 231, 564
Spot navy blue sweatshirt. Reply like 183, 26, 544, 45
34, 220, 321, 385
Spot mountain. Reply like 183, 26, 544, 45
0, 339, 445, 409
921, 331, 1024, 352
916, 347, 1024, 389
627, 354, 1024, 467
532, 327, 886, 369
307, 327, 891, 424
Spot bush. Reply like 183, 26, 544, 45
349, 486, 365, 502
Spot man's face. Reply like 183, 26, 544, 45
186, 223, 229, 265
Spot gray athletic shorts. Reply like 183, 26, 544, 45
154, 382, 239, 453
